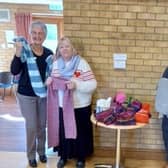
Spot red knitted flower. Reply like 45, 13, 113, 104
74, 71, 81, 77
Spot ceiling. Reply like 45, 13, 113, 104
0, 0, 62, 5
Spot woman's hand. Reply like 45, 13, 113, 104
15, 42, 23, 57
66, 80, 76, 90
45, 77, 53, 86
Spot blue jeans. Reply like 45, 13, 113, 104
162, 115, 168, 161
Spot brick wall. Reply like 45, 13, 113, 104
63, 0, 168, 151
0, 0, 166, 153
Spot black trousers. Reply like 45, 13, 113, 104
58, 105, 94, 161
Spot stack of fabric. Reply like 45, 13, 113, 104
95, 91, 151, 125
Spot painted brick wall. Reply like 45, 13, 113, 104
63, 0, 168, 151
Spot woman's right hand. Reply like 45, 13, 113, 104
15, 42, 23, 57
45, 77, 53, 86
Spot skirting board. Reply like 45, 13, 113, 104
93, 147, 165, 160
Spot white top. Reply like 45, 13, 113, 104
51, 57, 97, 108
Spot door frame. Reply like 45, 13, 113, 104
32, 15, 64, 40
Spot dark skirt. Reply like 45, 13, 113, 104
58, 105, 94, 161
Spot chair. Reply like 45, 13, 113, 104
0, 71, 13, 100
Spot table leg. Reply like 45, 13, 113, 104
115, 128, 121, 168
94, 128, 122, 168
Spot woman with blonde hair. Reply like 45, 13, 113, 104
46, 36, 97, 168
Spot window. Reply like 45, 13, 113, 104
43, 24, 58, 52
33, 16, 63, 53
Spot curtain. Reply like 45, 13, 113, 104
15, 12, 32, 42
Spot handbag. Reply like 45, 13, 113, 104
129, 99, 142, 112
115, 107, 136, 125
95, 108, 116, 125
95, 101, 125, 125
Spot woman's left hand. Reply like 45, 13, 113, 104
66, 80, 76, 90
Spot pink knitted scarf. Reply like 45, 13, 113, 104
47, 77, 77, 148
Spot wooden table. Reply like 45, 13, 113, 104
91, 114, 147, 168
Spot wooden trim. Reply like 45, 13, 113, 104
94, 147, 165, 160
32, 16, 63, 23
32, 13, 63, 17
32, 15, 64, 39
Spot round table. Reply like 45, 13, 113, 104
91, 113, 147, 168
